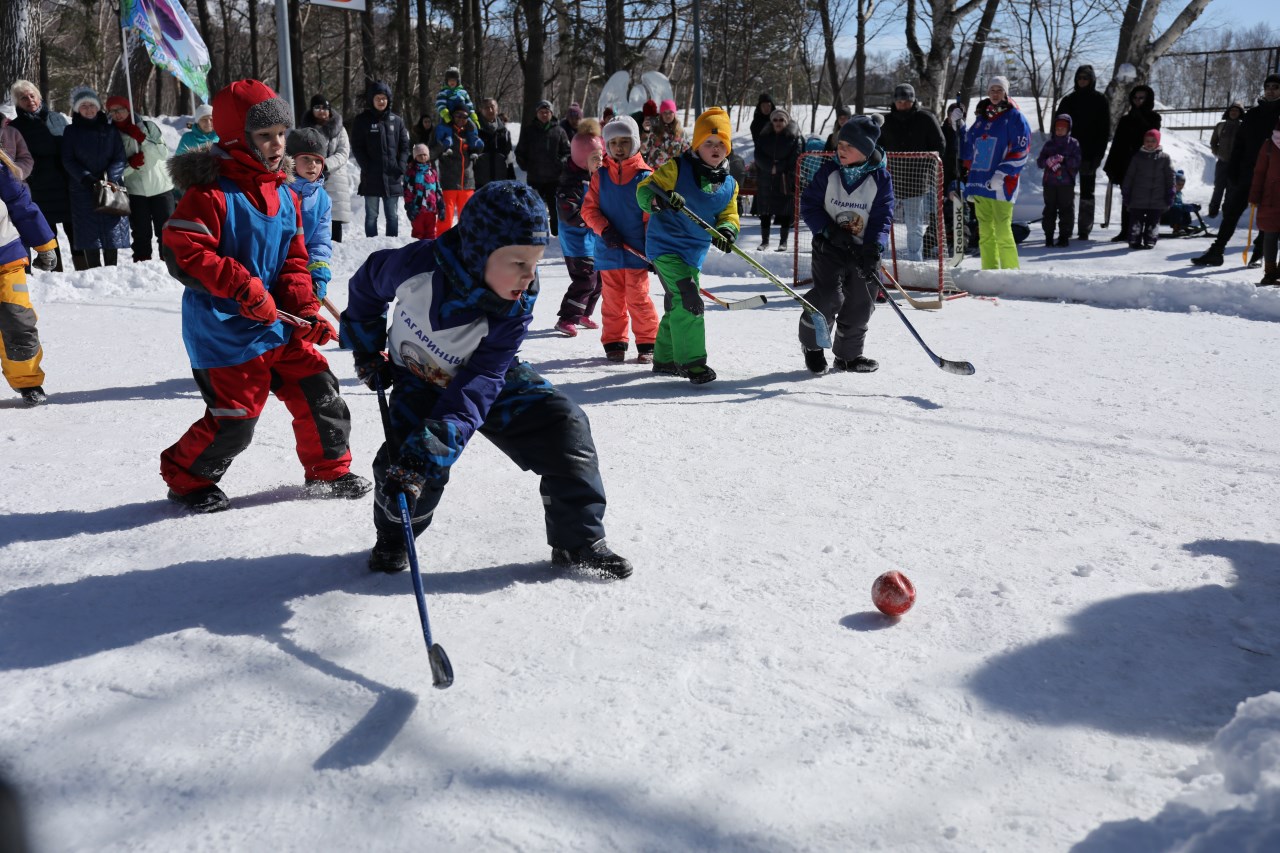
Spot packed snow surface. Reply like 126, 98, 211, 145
4, 138, 1280, 851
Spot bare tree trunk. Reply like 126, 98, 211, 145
904, 0, 985, 113
289, 0, 306, 119
361, 8, 377, 90
855, 0, 873, 112
816, 0, 842, 108
416, 0, 430, 114
1106, 0, 1213, 133
396, 0, 410, 108
604, 0, 624, 77
249, 0, 261, 80
957, 0, 999, 106
191, 0, 220, 93
1, 0, 33, 90
343, 11, 353, 113
218, 0, 234, 86
517, 0, 546, 126
470, 0, 483, 95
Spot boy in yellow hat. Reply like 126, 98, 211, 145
636, 107, 739, 384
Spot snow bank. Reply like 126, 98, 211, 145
1075, 693, 1280, 852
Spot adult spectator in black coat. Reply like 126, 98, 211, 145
1053, 65, 1111, 240
1103, 84, 1160, 243
349, 80, 412, 237
1193, 73, 1280, 267
880, 83, 946, 261
475, 98, 515, 188
515, 99, 570, 235
749, 92, 776, 148
61, 86, 129, 269
8, 79, 75, 271
823, 105, 852, 152
752, 108, 802, 252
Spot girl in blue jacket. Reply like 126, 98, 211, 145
341, 180, 633, 579
963, 76, 1032, 269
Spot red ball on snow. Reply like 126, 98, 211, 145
872, 570, 916, 616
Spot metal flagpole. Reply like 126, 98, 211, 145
119, 23, 137, 123
692, 0, 703, 114
275, 0, 294, 115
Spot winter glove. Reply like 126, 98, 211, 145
856, 245, 882, 281
128, 152, 145, 170
711, 226, 736, 254
986, 172, 1010, 193
823, 226, 857, 253
32, 250, 57, 272
601, 226, 624, 249
307, 262, 332, 300
384, 461, 428, 503
1046, 154, 1063, 172
235, 278, 278, 325
651, 189, 685, 212
296, 313, 338, 346
441, 147, 457, 157
675, 277, 704, 317
353, 350, 394, 391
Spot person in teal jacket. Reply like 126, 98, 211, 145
176, 104, 219, 154
963, 76, 1032, 269
636, 108, 739, 385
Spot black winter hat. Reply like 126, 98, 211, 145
836, 105, 853, 118
286, 127, 327, 159
367, 80, 392, 105
838, 113, 884, 158
310, 94, 331, 110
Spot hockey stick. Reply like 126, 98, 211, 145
1103, 182, 1113, 229
1246, 205, 1255, 265
622, 243, 767, 310
322, 296, 341, 321
650, 188, 833, 346
875, 279, 975, 375
878, 264, 942, 310
374, 376, 454, 690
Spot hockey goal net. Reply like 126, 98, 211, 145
791, 151, 964, 303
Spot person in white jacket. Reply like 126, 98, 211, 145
105, 95, 173, 262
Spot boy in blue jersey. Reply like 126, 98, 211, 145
340, 180, 633, 579
636, 108, 739, 384
797, 114, 894, 374
285, 128, 333, 299
161, 80, 371, 513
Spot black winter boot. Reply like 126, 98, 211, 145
803, 348, 828, 374
19, 385, 47, 406
832, 355, 879, 373
685, 365, 717, 385
1191, 246, 1224, 266
552, 538, 633, 579
305, 472, 374, 499
651, 360, 682, 376
369, 529, 409, 573
168, 485, 230, 514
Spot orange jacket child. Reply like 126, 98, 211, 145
581, 116, 659, 362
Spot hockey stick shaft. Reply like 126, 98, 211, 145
622, 242, 766, 309
875, 281, 975, 375
1246, 205, 1255, 265
375, 377, 454, 689
322, 296, 341, 321
650, 188, 831, 345
1103, 182, 1113, 229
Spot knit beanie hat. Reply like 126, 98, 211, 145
988, 76, 1011, 95
1144, 128, 1161, 145
193, 103, 213, 123
570, 130, 603, 169
286, 127, 327, 159
445, 67, 460, 83
1174, 169, 1186, 182
310, 94, 330, 110
602, 115, 641, 156
838, 113, 883, 158
836, 105, 853, 119
642, 99, 658, 118
567, 102, 583, 120
1266, 72, 1280, 87
536, 99, 553, 112
105, 95, 131, 114
659, 99, 677, 114
434, 180, 548, 312
770, 108, 790, 123
692, 107, 732, 154
69, 85, 101, 112
893, 83, 916, 102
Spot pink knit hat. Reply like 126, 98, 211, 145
659, 99, 677, 114
570, 131, 603, 169
1144, 128, 1161, 145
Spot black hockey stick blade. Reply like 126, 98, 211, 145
429, 643, 454, 689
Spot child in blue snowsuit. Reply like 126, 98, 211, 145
340, 180, 633, 579
286, 128, 334, 299
434, 67, 479, 132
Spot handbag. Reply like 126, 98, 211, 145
93, 177, 131, 216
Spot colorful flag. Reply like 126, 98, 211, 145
308, 0, 368, 11
120, 0, 212, 102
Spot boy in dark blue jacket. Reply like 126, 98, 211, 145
340, 181, 633, 578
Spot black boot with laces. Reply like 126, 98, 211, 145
551, 538, 633, 579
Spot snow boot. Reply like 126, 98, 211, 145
168, 485, 230, 514
685, 365, 717, 385
368, 529, 409, 573
803, 347, 828, 374
1044, 228, 1054, 248
1260, 263, 1280, 286
555, 318, 579, 337
832, 355, 879, 373
1248, 250, 1262, 269
604, 342, 627, 362
651, 360, 682, 376
1056, 236, 1070, 248
636, 343, 654, 364
305, 472, 373, 499
19, 385, 47, 406
576, 316, 599, 330
551, 538, 633, 579
1191, 246, 1224, 266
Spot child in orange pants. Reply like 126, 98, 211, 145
581, 116, 659, 362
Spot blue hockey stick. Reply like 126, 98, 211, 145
375, 377, 454, 689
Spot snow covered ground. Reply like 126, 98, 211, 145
5, 139, 1280, 850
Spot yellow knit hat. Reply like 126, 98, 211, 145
692, 107, 732, 155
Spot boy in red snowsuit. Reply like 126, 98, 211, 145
161, 79, 371, 513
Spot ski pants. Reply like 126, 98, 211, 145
438, 189, 474, 234
409, 207, 439, 240
599, 267, 658, 355
128, 191, 175, 261
372, 362, 608, 550
558, 255, 601, 323
1213, 183, 1264, 258
0, 264, 44, 391
1077, 156, 1101, 238
1128, 207, 1162, 248
973, 196, 1019, 269
651, 254, 707, 369
1210, 160, 1229, 215
800, 245, 877, 359
160, 337, 353, 495
1042, 184, 1075, 241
